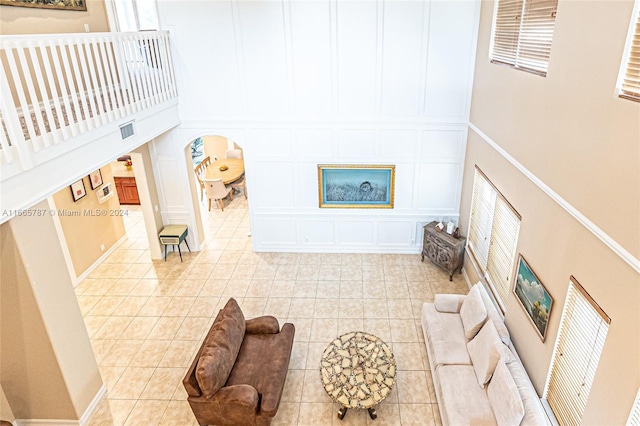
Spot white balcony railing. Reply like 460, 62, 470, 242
0, 31, 177, 172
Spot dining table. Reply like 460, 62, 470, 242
203, 158, 245, 184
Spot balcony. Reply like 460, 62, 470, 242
0, 31, 180, 221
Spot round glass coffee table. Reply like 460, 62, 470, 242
320, 331, 396, 420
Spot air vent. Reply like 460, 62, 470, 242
120, 121, 135, 140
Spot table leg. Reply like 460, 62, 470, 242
184, 239, 191, 252
368, 407, 377, 420
178, 244, 183, 262
337, 407, 348, 420
164, 245, 167, 261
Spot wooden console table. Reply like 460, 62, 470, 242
421, 221, 466, 281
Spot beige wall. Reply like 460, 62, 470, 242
461, 0, 640, 423
0, 223, 76, 419
0, 385, 14, 422
52, 166, 125, 276
131, 144, 165, 237
0, 199, 102, 420
469, 0, 639, 258
0, 0, 109, 35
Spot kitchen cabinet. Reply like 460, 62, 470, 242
114, 177, 140, 204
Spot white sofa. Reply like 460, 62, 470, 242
421, 282, 550, 426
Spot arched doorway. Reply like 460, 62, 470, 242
184, 134, 250, 248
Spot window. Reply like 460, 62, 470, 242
617, 2, 640, 102
628, 388, 640, 426
544, 277, 610, 425
490, 0, 559, 76
112, 0, 160, 32
467, 167, 521, 310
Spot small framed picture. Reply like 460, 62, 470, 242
70, 179, 87, 202
89, 169, 103, 189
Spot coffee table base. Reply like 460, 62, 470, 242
336, 407, 378, 421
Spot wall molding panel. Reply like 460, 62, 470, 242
160, 0, 480, 123
157, 0, 481, 252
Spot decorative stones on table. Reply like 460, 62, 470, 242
320, 331, 397, 420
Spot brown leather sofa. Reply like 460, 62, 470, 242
183, 298, 295, 426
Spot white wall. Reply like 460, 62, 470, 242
156, 0, 480, 252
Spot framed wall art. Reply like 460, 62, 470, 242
89, 169, 103, 189
70, 178, 87, 202
0, 0, 87, 11
318, 164, 395, 209
513, 254, 553, 341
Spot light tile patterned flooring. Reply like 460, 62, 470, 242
80, 195, 469, 425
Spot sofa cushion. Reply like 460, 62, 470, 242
475, 282, 511, 345
459, 284, 488, 340
435, 365, 496, 425
488, 361, 525, 426
227, 323, 295, 417
421, 303, 471, 368
506, 359, 550, 425
196, 298, 246, 398
467, 320, 505, 387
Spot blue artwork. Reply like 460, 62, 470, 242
318, 165, 395, 208
514, 256, 553, 340
191, 137, 204, 164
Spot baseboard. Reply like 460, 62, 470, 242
79, 385, 106, 426
14, 385, 106, 426
15, 419, 79, 426
73, 234, 128, 286
462, 266, 472, 289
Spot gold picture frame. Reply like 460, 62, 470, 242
0, 0, 87, 11
318, 164, 395, 209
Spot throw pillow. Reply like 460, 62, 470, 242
488, 361, 525, 426
467, 320, 503, 387
459, 284, 488, 340
196, 298, 246, 398
434, 294, 465, 313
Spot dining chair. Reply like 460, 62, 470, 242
204, 178, 233, 211
194, 163, 205, 201
225, 149, 243, 159
202, 156, 211, 167
229, 173, 247, 199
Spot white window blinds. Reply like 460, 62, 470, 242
628, 388, 640, 426
467, 168, 521, 310
490, 0, 559, 76
619, 5, 640, 102
545, 277, 611, 425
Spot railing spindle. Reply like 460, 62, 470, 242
103, 38, 125, 119
23, 44, 55, 148
68, 40, 94, 130
6, 47, 39, 145
82, 40, 103, 127
35, 42, 67, 143
49, 41, 78, 138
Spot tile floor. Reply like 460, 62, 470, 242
80, 194, 470, 426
